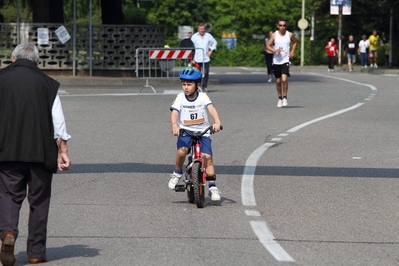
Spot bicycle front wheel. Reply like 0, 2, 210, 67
193, 161, 205, 208
187, 183, 195, 203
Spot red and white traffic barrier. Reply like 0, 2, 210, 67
149, 49, 192, 59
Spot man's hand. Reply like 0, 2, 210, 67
57, 139, 71, 171
58, 152, 71, 171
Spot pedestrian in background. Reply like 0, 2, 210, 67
358, 35, 370, 68
325, 38, 338, 72
368, 30, 379, 68
179, 32, 195, 66
191, 23, 217, 92
383, 41, 390, 67
266, 19, 297, 108
0, 43, 71, 266
343, 35, 357, 72
264, 30, 274, 83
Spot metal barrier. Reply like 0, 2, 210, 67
135, 47, 205, 93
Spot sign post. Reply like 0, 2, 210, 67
298, 0, 308, 66
338, 3, 342, 66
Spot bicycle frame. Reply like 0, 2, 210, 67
174, 125, 222, 208
192, 140, 206, 186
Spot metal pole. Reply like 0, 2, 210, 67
389, 9, 393, 68
300, 0, 305, 66
89, 0, 93, 76
338, 4, 342, 67
15, 0, 20, 44
311, 8, 315, 65
72, 0, 77, 76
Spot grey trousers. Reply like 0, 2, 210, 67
197, 62, 210, 89
0, 161, 53, 259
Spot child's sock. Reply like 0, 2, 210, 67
174, 169, 182, 175
208, 181, 216, 188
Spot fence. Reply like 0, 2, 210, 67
0, 22, 165, 72
135, 47, 205, 93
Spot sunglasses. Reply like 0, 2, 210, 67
278, 24, 286, 27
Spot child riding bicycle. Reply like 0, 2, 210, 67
168, 66, 222, 201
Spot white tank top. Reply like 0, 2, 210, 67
273, 30, 291, 65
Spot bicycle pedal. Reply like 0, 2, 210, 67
174, 184, 186, 192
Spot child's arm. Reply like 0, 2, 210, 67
207, 104, 221, 132
170, 110, 180, 136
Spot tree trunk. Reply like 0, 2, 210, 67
32, 0, 50, 23
49, 0, 64, 23
101, 0, 124, 24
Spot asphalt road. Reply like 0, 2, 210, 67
13, 67, 399, 265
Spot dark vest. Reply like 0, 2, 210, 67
0, 59, 60, 173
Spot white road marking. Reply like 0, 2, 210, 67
60, 91, 181, 97
243, 74, 377, 262
250, 221, 295, 262
245, 210, 261, 217
58, 90, 69, 95
242, 142, 275, 207
162, 90, 182, 94
287, 103, 364, 133
271, 138, 282, 141
226, 72, 243, 74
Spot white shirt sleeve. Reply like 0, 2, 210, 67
209, 34, 217, 51
52, 94, 71, 141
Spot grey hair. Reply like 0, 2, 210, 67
11, 43, 40, 63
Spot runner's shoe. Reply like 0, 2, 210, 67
282, 98, 288, 107
277, 99, 283, 108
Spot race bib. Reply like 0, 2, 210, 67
181, 107, 206, 125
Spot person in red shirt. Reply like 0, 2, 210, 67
325, 38, 339, 72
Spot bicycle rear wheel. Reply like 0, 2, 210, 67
193, 161, 205, 208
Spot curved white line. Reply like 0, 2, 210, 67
243, 74, 377, 262
287, 103, 364, 133
250, 221, 295, 262
242, 143, 275, 206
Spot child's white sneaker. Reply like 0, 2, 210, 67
208, 187, 221, 201
168, 172, 182, 189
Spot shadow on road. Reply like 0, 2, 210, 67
60, 163, 399, 179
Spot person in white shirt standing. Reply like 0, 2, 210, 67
191, 23, 217, 92
357, 35, 370, 68
266, 19, 297, 108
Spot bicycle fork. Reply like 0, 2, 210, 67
174, 143, 205, 192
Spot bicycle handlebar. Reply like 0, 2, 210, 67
179, 125, 223, 137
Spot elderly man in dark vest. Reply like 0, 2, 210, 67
0, 43, 71, 266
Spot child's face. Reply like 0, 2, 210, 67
181, 80, 197, 96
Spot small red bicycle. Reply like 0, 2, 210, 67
174, 125, 222, 208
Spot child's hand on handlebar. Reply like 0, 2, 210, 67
212, 123, 222, 132
172, 123, 180, 136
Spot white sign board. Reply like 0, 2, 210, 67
178, 25, 194, 40
330, 0, 352, 15
37, 28, 49, 45
55, 25, 71, 44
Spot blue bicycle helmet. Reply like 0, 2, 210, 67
179, 67, 202, 81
